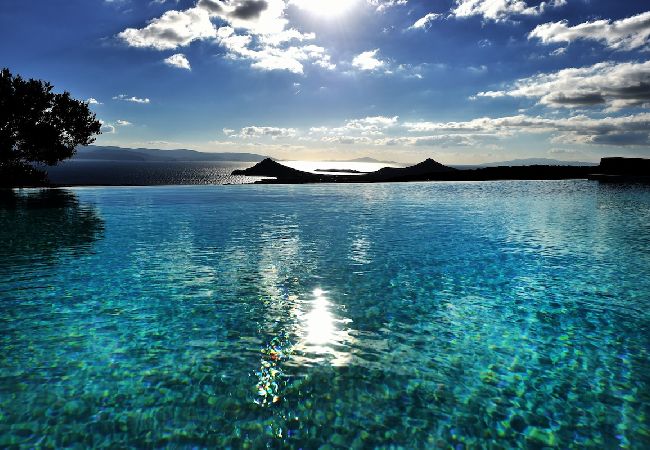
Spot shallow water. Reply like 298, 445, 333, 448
1, 181, 649, 448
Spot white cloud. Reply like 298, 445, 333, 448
451, 0, 566, 22
308, 116, 399, 137
529, 11, 650, 51
113, 94, 151, 104
550, 47, 567, 56
375, 134, 479, 147
116, 120, 132, 126
216, 27, 333, 74
99, 121, 116, 134
409, 13, 441, 30
352, 49, 385, 71
478, 38, 492, 48
164, 53, 192, 69
368, 0, 408, 12
119, 0, 334, 74
476, 60, 650, 111
344, 116, 399, 134
223, 112, 650, 149
321, 136, 374, 145
118, 7, 217, 50
235, 126, 297, 138
87, 98, 102, 105
402, 113, 650, 146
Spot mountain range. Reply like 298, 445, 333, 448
74, 146, 268, 162
73, 146, 597, 167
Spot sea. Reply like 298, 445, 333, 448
44, 160, 398, 185
1, 181, 649, 448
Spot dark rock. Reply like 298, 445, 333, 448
231, 156, 650, 184
231, 158, 318, 181
599, 157, 650, 176
363, 158, 457, 181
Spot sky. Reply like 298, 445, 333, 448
1, 0, 649, 163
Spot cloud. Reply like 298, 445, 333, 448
216, 27, 334, 74
118, 6, 217, 50
549, 46, 567, 56
529, 11, 650, 51
476, 60, 650, 111
164, 53, 191, 69
409, 13, 441, 30
308, 116, 399, 137
119, 0, 334, 74
86, 98, 102, 105
116, 120, 132, 126
344, 116, 399, 134
230, 126, 297, 138
451, 0, 566, 22
352, 49, 385, 71
368, 0, 408, 12
230, 0, 268, 19
402, 113, 650, 146
113, 94, 151, 104
224, 112, 650, 149
99, 122, 116, 134
375, 134, 479, 147
478, 38, 492, 48
321, 136, 374, 145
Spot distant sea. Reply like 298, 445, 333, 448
45, 160, 400, 186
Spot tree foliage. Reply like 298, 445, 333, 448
0, 68, 101, 174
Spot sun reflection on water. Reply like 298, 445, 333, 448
254, 287, 354, 407
295, 288, 353, 366
304, 289, 335, 346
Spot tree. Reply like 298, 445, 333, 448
0, 68, 101, 186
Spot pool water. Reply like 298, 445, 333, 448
1, 181, 649, 448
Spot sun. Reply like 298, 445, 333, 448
291, 0, 357, 17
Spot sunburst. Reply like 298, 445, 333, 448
291, 0, 357, 17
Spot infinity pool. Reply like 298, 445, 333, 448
1, 181, 649, 448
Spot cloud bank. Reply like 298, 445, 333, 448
477, 60, 650, 111
530, 11, 650, 51
451, 0, 567, 22
118, 0, 333, 74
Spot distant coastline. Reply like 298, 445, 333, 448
5, 146, 646, 188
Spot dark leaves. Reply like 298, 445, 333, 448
0, 68, 102, 173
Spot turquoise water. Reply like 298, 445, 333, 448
1, 181, 649, 448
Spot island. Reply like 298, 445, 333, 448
233, 157, 650, 184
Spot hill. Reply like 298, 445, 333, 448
74, 146, 268, 162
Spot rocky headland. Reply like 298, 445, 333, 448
232, 157, 650, 184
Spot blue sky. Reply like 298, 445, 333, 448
1, 0, 649, 163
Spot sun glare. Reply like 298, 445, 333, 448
291, 0, 357, 17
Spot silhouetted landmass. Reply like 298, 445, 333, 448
232, 157, 650, 184
232, 158, 322, 181
74, 146, 268, 162
587, 157, 650, 182
363, 158, 457, 181
452, 158, 599, 169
